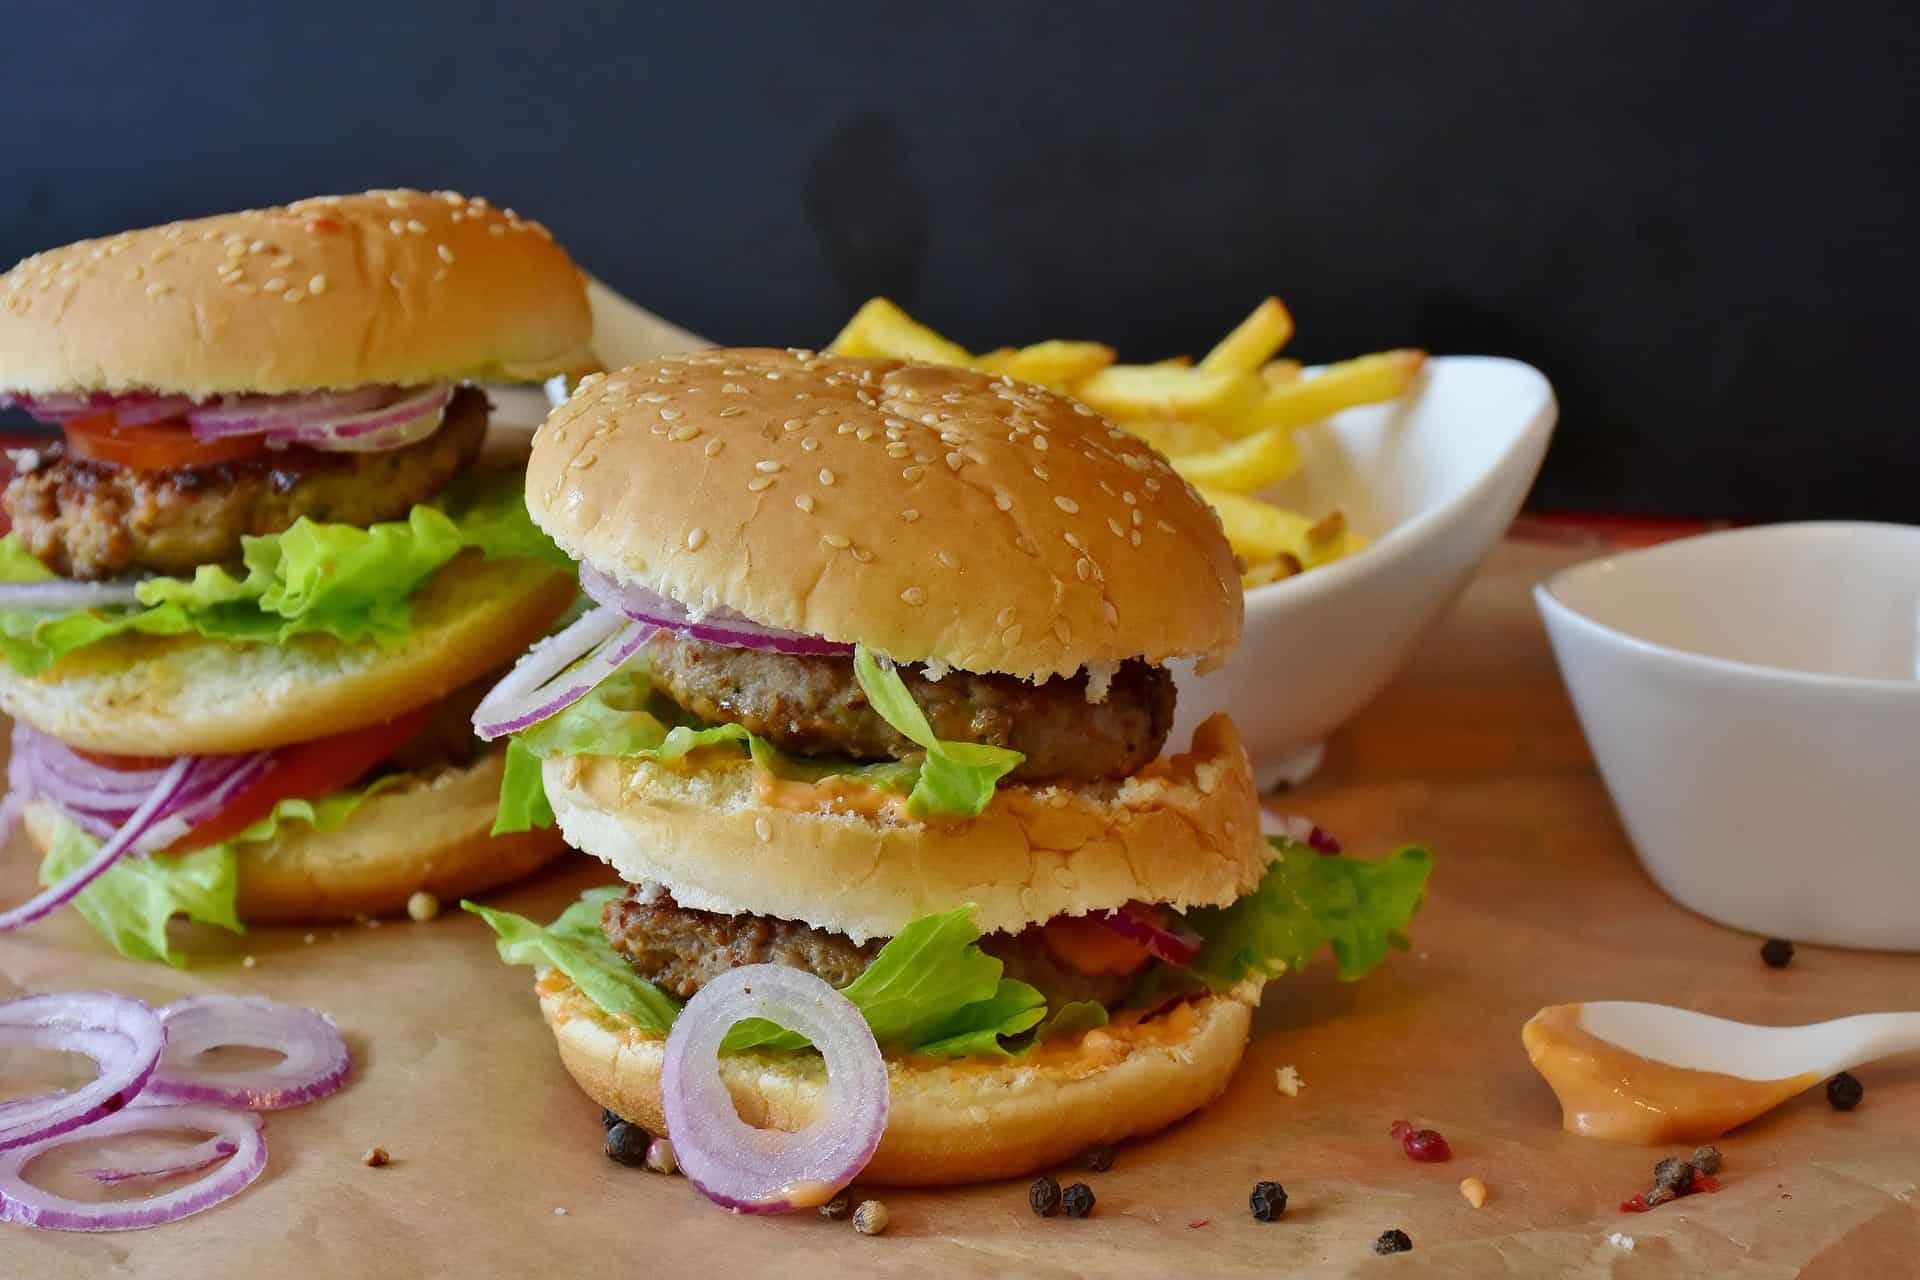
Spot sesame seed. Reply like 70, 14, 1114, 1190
639, 391, 671, 403
795, 494, 815, 513
686, 528, 708, 551
856, 425, 876, 441
851, 547, 874, 563
901, 509, 920, 523
996, 606, 1017, 627
669, 424, 702, 441
234, 283, 257, 295
945, 452, 965, 470
801, 436, 820, 452
1108, 517, 1127, 537
144, 282, 171, 298
901, 465, 926, 481
224, 241, 246, 259
389, 272, 405, 290
1132, 509, 1144, 526
886, 442, 911, 458
1076, 558, 1091, 581
1131, 529, 1142, 546
755, 460, 783, 473
994, 490, 1013, 512
1054, 496, 1080, 514
755, 817, 772, 842
782, 418, 805, 431
283, 288, 305, 302
747, 475, 776, 492
1104, 603, 1120, 626
658, 407, 683, 421
149, 247, 174, 263
1033, 466, 1051, 481
309, 273, 328, 294
821, 533, 851, 549
819, 468, 836, 485
721, 382, 747, 395
1064, 531, 1086, 550
1123, 491, 1137, 504
270, 253, 294, 270
901, 587, 928, 606
704, 439, 724, 457
1003, 624, 1024, 648
1033, 435, 1049, 451
389, 220, 407, 236
1157, 520, 1177, 534
1016, 536, 1040, 556
406, 219, 428, 235
437, 244, 455, 263
937, 550, 959, 568
263, 277, 286, 293
219, 266, 243, 283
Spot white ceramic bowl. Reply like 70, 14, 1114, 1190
1537, 523, 1920, 951
1169, 356, 1558, 788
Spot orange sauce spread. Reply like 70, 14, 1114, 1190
1522, 1003, 1818, 1145
754, 771, 910, 822
918, 1000, 1201, 1077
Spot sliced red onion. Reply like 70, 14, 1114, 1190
0, 579, 144, 612
83, 1135, 242, 1185
146, 996, 350, 1110
184, 386, 389, 437
0, 1102, 266, 1231
1090, 903, 1203, 966
0, 993, 165, 1151
579, 566, 853, 658
4, 391, 188, 425
470, 605, 652, 740
106, 396, 196, 427
286, 404, 443, 453
0, 756, 193, 933
1260, 812, 1342, 854
252, 384, 450, 447
662, 964, 888, 1214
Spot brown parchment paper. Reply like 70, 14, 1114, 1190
2, 539, 1914, 1279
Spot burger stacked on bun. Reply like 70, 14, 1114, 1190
0, 190, 590, 963
469, 348, 1429, 1192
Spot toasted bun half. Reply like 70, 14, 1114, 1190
22, 749, 568, 923
529, 350, 1241, 679
0, 553, 578, 756
0, 190, 592, 398
543, 715, 1267, 943
537, 969, 1257, 1185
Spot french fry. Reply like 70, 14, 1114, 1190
1300, 508, 1368, 568
1074, 364, 1266, 424
974, 340, 1115, 391
1241, 554, 1302, 590
1260, 358, 1302, 386
1151, 355, 1194, 368
1194, 485, 1318, 563
1121, 419, 1233, 457
826, 297, 974, 366
1165, 424, 1302, 494
1248, 349, 1426, 433
1198, 297, 1295, 375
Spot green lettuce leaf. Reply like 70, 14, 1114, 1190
463, 897, 1047, 1057
1029, 1000, 1110, 1045
465, 888, 682, 1033
36, 781, 397, 967
851, 646, 1022, 817
0, 469, 562, 676
492, 738, 556, 836
1182, 839, 1433, 987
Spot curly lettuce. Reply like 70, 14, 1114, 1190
0, 470, 567, 676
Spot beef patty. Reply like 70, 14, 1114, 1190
3, 385, 488, 579
643, 632, 1175, 784
602, 887, 1144, 1011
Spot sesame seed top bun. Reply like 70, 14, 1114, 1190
528, 349, 1242, 679
0, 190, 593, 398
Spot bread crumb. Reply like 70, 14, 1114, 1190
407, 891, 441, 922
1607, 1232, 1635, 1251
553, 1207, 568, 1216
242, 955, 257, 969
361, 1147, 389, 1168
1459, 1177, 1488, 1208
302, 932, 316, 944
1275, 1066, 1303, 1097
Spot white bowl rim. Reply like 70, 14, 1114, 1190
1536, 520, 1920, 697
1243, 354, 1557, 620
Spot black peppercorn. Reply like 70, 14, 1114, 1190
1827, 1071, 1864, 1111
1759, 938, 1794, 968
1249, 1181, 1288, 1222
1083, 1143, 1115, 1172
1652, 1156, 1695, 1194
600, 1106, 623, 1131
819, 1190, 853, 1220
603, 1121, 650, 1167
1028, 1176, 1062, 1217
1373, 1228, 1413, 1255
1689, 1145, 1722, 1175
1061, 1182, 1095, 1218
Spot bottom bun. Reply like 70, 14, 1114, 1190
23, 749, 568, 924
536, 969, 1258, 1186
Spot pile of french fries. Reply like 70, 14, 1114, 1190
827, 297, 1425, 589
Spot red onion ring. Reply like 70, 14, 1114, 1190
3, 391, 189, 424
662, 964, 888, 1213
188, 382, 451, 448
284, 404, 444, 453
183, 386, 389, 436
0, 756, 193, 932
579, 567, 854, 658
1089, 903, 1203, 966
0, 1102, 266, 1231
146, 996, 351, 1110
0, 993, 165, 1151
0, 579, 144, 612
470, 604, 653, 740
82, 1132, 244, 1185
1260, 812, 1343, 853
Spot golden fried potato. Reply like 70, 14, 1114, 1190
1166, 424, 1302, 494
1198, 297, 1295, 374
1250, 349, 1426, 432
975, 340, 1116, 391
827, 297, 974, 366
1074, 364, 1266, 423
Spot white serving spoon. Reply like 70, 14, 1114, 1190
1523, 1001, 1920, 1143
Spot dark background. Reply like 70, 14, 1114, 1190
3, 1, 1916, 520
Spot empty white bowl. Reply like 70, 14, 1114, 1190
1537, 523, 1920, 951
1170, 356, 1558, 787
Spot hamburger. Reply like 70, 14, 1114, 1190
468, 348, 1430, 1194
0, 190, 590, 963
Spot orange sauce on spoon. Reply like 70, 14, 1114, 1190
1522, 1003, 1819, 1145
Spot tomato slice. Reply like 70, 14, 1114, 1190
76, 705, 438, 852
1040, 914, 1152, 977
64, 412, 267, 470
